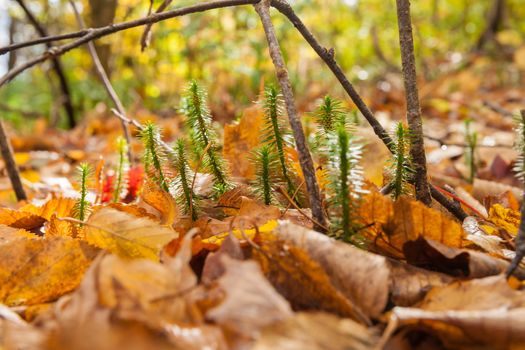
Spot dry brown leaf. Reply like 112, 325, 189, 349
0, 236, 98, 306
384, 276, 525, 349
403, 237, 520, 278
140, 187, 179, 226
0, 224, 36, 244
253, 239, 371, 325
20, 197, 76, 221
223, 105, 265, 179
84, 207, 179, 261
0, 207, 44, 230
275, 221, 390, 319
253, 312, 379, 350
358, 192, 467, 258
207, 256, 293, 338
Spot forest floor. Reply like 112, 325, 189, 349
0, 53, 525, 350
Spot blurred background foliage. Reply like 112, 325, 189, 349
0, 0, 524, 130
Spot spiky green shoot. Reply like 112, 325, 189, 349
112, 136, 130, 203
140, 122, 169, 192
464, 119, 478, 184
314, 95, 346, 135
513, 112, 525, 183
388, 123, 414, 200
183, 81, 230, 196
173, 139, 198, 221
74, 163, 92, 222
327, 126, 367, 241
252, 144, 280, 205
262, 85, 297, 201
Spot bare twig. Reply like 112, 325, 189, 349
277, 186, 328, 231
255, 0, 327, 232
395, 0, 432, 206
0, 0, 260, 89
0, 120, 27, 201
15, 0, 76, 128
69, 0, 133, 162
0, 30, 90, 56
141, 0, 173, 51
271, 0, 467, 221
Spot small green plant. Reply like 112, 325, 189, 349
251, 144, 280, 205
314, 95, 346, 136
173, 139, 199, 221
261, 85, 297, 201
140, 122, 170, 192
388, 122, 414, 200
73, 163, 92, 222
326, 125, 367, 241
183, 81, 230, 196
513, 112, 525, 182
464, 119, 478, 184
112, 136, 130, 203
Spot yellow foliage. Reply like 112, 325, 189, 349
84, 207, 179, 261
0, 236, 98, 306
488, 204, 520, 236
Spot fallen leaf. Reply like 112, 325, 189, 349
253, 312, 379, 350
140, 187, 179, 226
207, 256, 293, 338
0, 236, 98, 306
84, 207, 179, 261
0, 224, 36, 244
488, 203, 520, 236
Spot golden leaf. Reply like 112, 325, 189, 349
223, 105, 265, 179
84, 207, 179, 261
141, 187, 179, 226
0, 208, 44, 230
0, 225, 36, 245
0, 236, 98, 306
21, 197, 76, 221
358, 192, 466, 257
488, 203, 520, 236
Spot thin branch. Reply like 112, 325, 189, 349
271, 0, 467, 221
395, 0, 432, 206
254, 0, 327, 232
15, 0, 76, 128
0, 120, 27, 201
69, 0, 133, 162
0, 0, 260, 89
0, 30, 90, 56
140, 0, 173, 51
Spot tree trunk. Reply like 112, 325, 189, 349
88, 0, 118, 75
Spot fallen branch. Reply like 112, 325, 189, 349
69, 0, 133, 162
255, 0, 327, 232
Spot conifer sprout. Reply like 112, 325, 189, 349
74, 162, 92, 222
173, 139, 199, 221
327, 125, 367, 241
513, 112, 525, 183
252, 144, 280, 205
464, 119, 478, 184
261, 85, 297, 201
388, 122, 414, 200
112, 136, 130, 203
140, 122, 170, 192
183, 81, 231, 196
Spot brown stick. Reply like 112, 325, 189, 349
395, 0, 432, 206
0, 0, 260, 89
69, 1, 133, 162
254, 0, 327, 232
0, 119, 27, 201
14, 0, 76, 129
